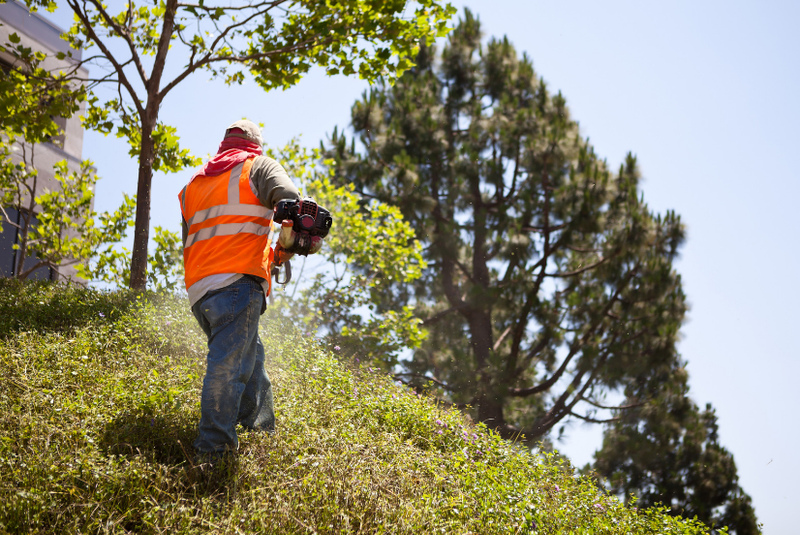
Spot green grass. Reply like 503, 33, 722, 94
0, 279, 718, 534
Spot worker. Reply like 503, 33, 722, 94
178, 119, 318, 462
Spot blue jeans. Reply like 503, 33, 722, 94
191, 276, 275, 454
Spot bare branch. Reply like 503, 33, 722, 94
420, 304, 469, 326
533, 353, 607, 435
65, 0, 145, 115
504, 141, 521, 203
580, 396, 645, 411
509, 264, 640, 399
509, 343, 579, 398
546, 255, 611, 278
160, 0, 293, 99
148, 0, 178, 98
85, 0, 148, 86
515, 335, 550, 375
521, 222, 569, 233
177, 1, 277, 12
453, 257, 477, 284
492, 325, 512, 352
0, 207, 21, 231
568, 410, 619, 424
566, 244, 602, 253
16, 259, 48, 280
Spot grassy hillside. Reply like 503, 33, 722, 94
0, 280, 718, 534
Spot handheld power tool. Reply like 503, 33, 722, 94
271, 197, 333, 285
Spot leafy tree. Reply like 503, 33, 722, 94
265, 139, 428, 363
20, 157, 136, 279
0, 30, 135, 281
323, 10, 689, 443
19, 0, 455, 289
0, 128, 182, 290
592, 370, 760, 534
0, 21, 85, 140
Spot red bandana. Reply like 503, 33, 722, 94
189, 137, 263, 183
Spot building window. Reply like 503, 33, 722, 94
0, 207, 54, 280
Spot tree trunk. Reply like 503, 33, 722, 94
129, 116, 155, 290
128, 0, 177, 290
469, 311, 508, 431
477, 391, 505, 426
14, 162, 37, 280
14, 211, 30, 279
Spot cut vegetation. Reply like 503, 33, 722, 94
0, 280, 720, 534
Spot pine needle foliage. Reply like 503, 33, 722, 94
0, 279, 729, 534
592, 379, 760, 534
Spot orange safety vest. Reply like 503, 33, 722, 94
178, 158, 273, 295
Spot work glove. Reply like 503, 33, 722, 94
274, 220, 323, 264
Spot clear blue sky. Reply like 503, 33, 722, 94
43, 1, 799, 532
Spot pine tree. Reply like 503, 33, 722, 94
593, 372, 760, 534
325, 9, 686, 441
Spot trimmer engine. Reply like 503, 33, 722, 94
270, 197, 333, 286
273, 197, 332, 238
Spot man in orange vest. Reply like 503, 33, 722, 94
179, 119, 320, 460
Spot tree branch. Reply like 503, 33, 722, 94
568, 410, 619, 424
453, 257, 477, 285
160, 1, 293, 99
532, 352, 607, 436
509, 343, 580, 398
546, 254, 612, 278
566, 244, 601, 253
509, 264, 639, 398
17, 258, 48, 280
493, 325, 512, 352
177, 1, 277, 12
86, 0, 148, 86
521, 222, 568, 233
580, 396, 645, 411
0, 206, 21, 231
420, 304, 469, 326
66, 0, 145, 115
515, 334, 551, 376
149, 0, 178, 98
163, 36, 325, 100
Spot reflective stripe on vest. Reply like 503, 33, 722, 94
185, 221, 271, 248
228, 162, 243, 204
186, 204, 273, 229
184, 161, 274, 247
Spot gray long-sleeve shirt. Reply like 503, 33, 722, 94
181, 155, 301, 306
